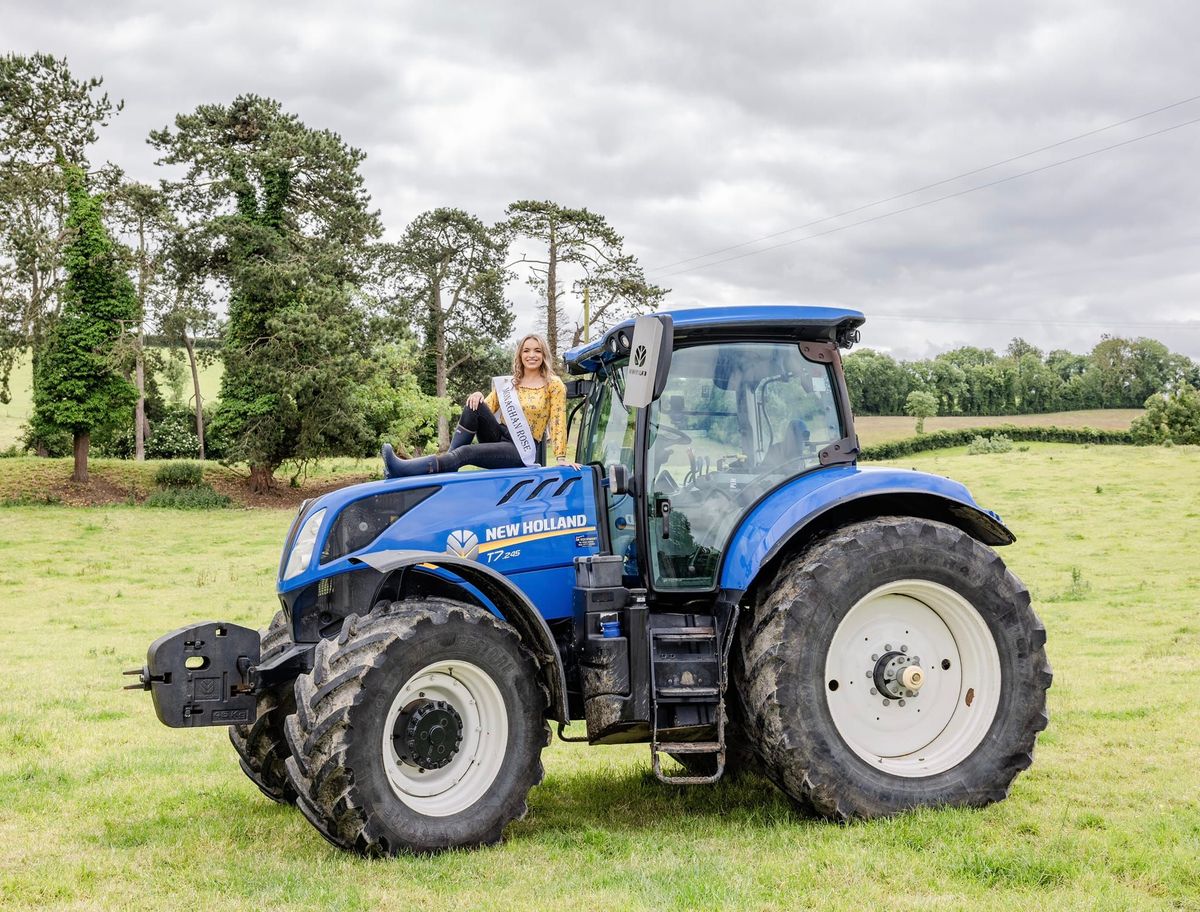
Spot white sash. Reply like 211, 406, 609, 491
493, 376, 538, 466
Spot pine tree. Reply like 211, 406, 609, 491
151, 95, 380, 491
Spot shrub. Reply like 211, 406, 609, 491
100, 407, 203, 459
154, 461, 204, 489
1130, 388, 1200, 445
859, 424, 1133, 461
967, 433, 1014, 456
19, 423, 72, 457
144, 486, 230, 510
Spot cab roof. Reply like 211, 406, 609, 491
564, 304, 866, 373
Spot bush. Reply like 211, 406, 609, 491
154, 461, 204, 489
1130, 388, 1200, 445
967, 433, 1014, 455
19, 423, 73, 457
859, 424, 1133, 461
100, 407, 203, 459
144, 486, 230, 510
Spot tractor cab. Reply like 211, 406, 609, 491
564, 306, 864, 598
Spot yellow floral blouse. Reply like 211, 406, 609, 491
485, 375, 568, 460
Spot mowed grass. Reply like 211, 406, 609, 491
0, 444, 1198, 910
856, 409, 1143, 446
0, 350, 224, 449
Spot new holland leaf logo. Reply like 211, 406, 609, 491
634, 345, 647, 367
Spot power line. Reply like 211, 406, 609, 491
650, 92, 1200, 275
654, 114, 1200, 280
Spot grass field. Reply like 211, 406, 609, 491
0, 350, 224, 450
1, 443, 1198, 910
855, 409, 1144, 446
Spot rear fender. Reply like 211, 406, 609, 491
719, 466, 1015, 592
350, 550, 569, 723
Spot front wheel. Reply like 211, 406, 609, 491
285, 599, 548, 854
737, 517, 1051, 819
228, 610, 297, 804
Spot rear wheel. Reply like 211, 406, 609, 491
285, 599, 548, 854
228, 610, 298, 804
737, 517, 1051, 818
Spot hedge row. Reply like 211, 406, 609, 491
859, 424, 1133, 461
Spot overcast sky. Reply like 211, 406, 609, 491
8, 0, 1200, 359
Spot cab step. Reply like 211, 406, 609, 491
649, 616, 726, 785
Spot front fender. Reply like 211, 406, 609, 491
350, 550, 569, 724
718, 465, 1014, 592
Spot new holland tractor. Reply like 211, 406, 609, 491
129, 306, 1051, 855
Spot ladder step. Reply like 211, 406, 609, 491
652, 627, 715, 640
656, 741, 721, 754
656, 686, 720, 698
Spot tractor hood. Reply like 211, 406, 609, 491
276, 464, 600, 618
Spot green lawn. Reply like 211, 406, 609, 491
0, 444, 1197, 910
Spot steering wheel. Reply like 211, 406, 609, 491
653, 422, 692, 446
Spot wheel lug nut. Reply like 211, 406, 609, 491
899, 699, 906, 707
871, 654, 879, 662
884, 644, 892, 651
882, 699, 891, 706
870, 687, 878, 696
900, 645, 908, 653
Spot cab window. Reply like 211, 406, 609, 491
646, 342, 843, 590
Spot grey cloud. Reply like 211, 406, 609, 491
6, 0, 1200, 358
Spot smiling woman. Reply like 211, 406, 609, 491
381, 333, 577, 476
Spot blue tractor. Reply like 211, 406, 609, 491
130, 306, 1051, 855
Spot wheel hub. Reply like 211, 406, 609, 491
394, 699, 464, 770
873, 649, 924, 700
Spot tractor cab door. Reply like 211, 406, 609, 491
642, 340, 849, 591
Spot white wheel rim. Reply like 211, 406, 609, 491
381, 660, 508, 816
824, 579, 1001, 778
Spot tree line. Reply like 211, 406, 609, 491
4, 55, 1196, 491
844, 336, 1200, 418
0, 54, 665, 490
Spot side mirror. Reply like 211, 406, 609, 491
608, 463, 631, 495
564, 378, 594, 400
622, 314, 674, 408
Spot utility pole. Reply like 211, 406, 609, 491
583, 284, 591, 343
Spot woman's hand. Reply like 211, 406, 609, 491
466, 391, 485, 409
556, 456, 582, 470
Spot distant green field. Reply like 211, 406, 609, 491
0, 443, 1197, 910
856, 409, 1143, 446
0, 349, 224, 449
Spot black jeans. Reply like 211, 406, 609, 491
439, 400, 529, 472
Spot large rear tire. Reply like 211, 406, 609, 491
285, 599, 549, 855
228, 609, 298, 805
736, 517, 1051, 819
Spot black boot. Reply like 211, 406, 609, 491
382, 444, 439, 478
449, 423, 473, 450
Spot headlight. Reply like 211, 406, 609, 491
283, 509, 326, 580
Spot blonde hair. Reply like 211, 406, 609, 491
512, 333, 552, 382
